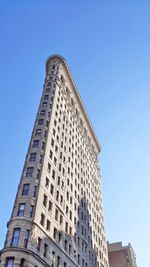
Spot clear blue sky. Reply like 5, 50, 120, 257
0, 1, 149, 266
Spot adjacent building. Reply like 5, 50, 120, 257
0, 55, 109, 267
108, 242, 137, 267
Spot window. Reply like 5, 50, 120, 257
58, 232, 62, 243
11, 228, 20, 246
55, 209, 58, 221
29, 153, 36, 162
40, 110, 46, 116
38, 119, 44, 125
57, 256, 60, 267
32, 140, 39, 148
37, 168, 41, 179
26, 167, 33, 177
49, 150, 53, 159
37, 237, 41, 251
43, 194, 47, 207
45, 177, 49, 188
42, 102, 47, 107
29, 205, 34, 218
53, 227, 57, 239
48, 200, 52, 212
46, 220, 50, 231
48, 163, 51, 173
35, 129, 41, 136
52, 170, 55, 179
22, 184, 30, 196
65, 222, 68, 233
20, 259, 25, 267
5, 258, 14, 267
24, 229, 30, 248
44, 95, 49, 100
44, 243, 48, 257
33, 185, 37, 198
60, 214, 63, 225
40, 213, 45, 226
51, 251, 55, 267
50, 184, 54, 195
17, 204, 25, 216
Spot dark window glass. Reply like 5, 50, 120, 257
26, 167, 34, 177
37, 237, 41, 251
5, 258, 14, 267
35, 129, 42, 136
17, 204, 25, 216
29, 153, 36, 162
32, 140, 39, 148
11, 228, 20, 246
29, 205, 34, 218
22, 184, 30, 196
24, 229, 30, 248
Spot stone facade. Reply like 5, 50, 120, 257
0, 55, 109, 267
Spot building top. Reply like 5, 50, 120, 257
46, 54, 101, 153
107, 241, 137, 267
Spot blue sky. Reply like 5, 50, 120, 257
0, 1, 150, 266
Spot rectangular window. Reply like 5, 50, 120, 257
32, 140, 39, 148
26, 167, 33, 177
48, 200, 53, 212
57, 256, 60, 267
38, 119, 44, 125
44, 95, 49, 100
60, 214, 63, 225
43, 194, 47, 207
11, 228, 20, 246
35, 129, 42, 136
53, 227, 57, 239
40, 213, 45, 226
40, 110, 46, 116
48, 163, 51, 173
44, 243, 48, 257
29, 205, 34, 218
17, 203, 25, 216
55, 209, 58, 221
37, 237, 41, 251
22, 184, 30, 196
33, 185, 37, 198
29, 153, 36, 162
5, 258, 14, 267
51, 251, 55, 267
42, 102, 47, 107
50, 184, 54, 195
46, 220, 50, 231
24, 229, 30, 248
45, 177, 49, 188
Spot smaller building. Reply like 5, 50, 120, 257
107, 241, 137, 267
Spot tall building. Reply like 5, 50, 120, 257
0, 55, 108, 267
108, 242, 137, 267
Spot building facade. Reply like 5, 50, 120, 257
0, 55, 108, 267
108, 242, 137, 267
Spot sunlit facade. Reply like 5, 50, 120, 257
0, 55, 108, 267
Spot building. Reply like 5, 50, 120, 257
108, 242, 137, 267
0, 55, 108, 267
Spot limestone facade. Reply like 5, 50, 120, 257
0, 55, 109, 267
